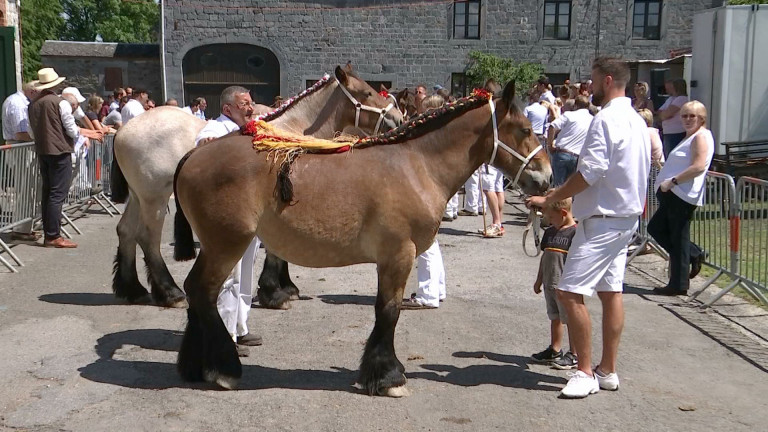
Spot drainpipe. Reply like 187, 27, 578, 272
160, 0, 167, 101
595, 0, 602, 57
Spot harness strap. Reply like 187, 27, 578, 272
488, 98, 544, 187
336, 77, 394, 135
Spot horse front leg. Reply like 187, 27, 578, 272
137, 200, 187, 308
113, 197, 151, 304
277, 258, 300, 300
359, 248, 414, 397
256, 251, 292, 309
177, 249, 242, 389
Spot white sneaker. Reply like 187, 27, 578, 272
560, 370, 599, 398
594, 366, 620, 390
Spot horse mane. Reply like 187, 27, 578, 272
256, 74, 333, 123
356, 90, 506, 148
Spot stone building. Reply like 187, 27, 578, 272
41, 41, 162, 100
163, 0, 721, 117
0, 0, 22, 97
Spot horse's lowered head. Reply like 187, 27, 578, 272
489, 81, 552, 196
334, 64, 403, 134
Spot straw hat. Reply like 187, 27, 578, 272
30, 68, 66, 90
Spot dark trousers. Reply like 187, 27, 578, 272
550, 150, 578, 187
647, 191, 704, 292
38, 153, 72, 240
662, 132, 686, 159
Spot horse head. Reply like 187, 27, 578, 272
334, 64, 404, 135
392, 88, 417, 119
490, 81, 552, 196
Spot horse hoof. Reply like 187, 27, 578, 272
204, 371, 238, 390
166, 298, 189, 309
290, 293, 300, 300
279, 301, 292, 310
383, 385, 411, 398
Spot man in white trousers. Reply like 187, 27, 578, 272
527, 57, 650, 399
402, 240, 446, 309
196, 85, 261, 356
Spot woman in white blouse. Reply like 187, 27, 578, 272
656, 78, 689, 158
647, 101, 714, 296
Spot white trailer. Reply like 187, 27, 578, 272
691, 4, 768, 155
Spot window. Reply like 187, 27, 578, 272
453, 1, 481, 39
451, 73, 468, 98
633, 0, 662, 40
543, 1, 571, 40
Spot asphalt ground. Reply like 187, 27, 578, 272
1, 193, 767, 432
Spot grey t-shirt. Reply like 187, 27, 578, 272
540, 224, 577, 291
102, 109, 122, 126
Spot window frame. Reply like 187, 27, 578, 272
453, 0, 481, 40
543, 0, 572, 41
632, 0, 662, 40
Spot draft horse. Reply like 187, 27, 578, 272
110, 64, 402, 307
172, 82, 551, 395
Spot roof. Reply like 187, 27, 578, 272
41, 41, 159, 59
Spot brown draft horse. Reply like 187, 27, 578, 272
172, 81, 551, 396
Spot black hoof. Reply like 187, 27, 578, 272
256, 287, 292, 309
359, 349, 407, 396
152, 286, 188, 308
178, 309, 242, 388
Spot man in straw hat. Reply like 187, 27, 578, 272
27, 67, 103, 248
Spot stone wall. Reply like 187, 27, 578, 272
163, 0, 718, 101
40, 56, 162, 100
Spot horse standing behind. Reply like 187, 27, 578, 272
172, 82, 551, 395
110, 65, 402, 307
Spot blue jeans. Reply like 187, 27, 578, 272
662, 132, 686, 159
551, 150, 579, 187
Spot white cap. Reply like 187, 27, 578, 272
62, 87, 86, 103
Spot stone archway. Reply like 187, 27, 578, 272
182, 43, 280, 118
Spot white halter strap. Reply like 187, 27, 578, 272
487, 98, 543, 187
335, 77, 395, 135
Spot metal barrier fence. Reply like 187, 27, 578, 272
631, 168, 768, 307
0, 135, 120, 272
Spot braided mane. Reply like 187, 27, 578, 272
356, 90, 493, 148
256, 74, 333, 123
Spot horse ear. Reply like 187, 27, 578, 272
335, 65, 348, 85
344, 61, 353, 73
502, 80, 516, 104
379, 84, 387, 92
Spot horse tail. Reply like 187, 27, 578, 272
173, 148, 198, 261
110, 156, 129, 203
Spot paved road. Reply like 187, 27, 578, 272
1, 195, 766, 432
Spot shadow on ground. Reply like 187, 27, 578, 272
407, 351, 565, 392
319, 294, 376, 306
39, 292, 135, 306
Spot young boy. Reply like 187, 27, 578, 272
530, 195, 578, 369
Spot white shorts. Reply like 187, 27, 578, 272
481, 165, 505, 192
558, 216, 638, 297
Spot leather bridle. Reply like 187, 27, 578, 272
487, 98, 544, 187
335, 78, 397, 135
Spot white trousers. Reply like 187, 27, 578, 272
217, 236, 261, 341
444, 193, 459, 218
463, 170, 487, 212
414, 240, 446, 308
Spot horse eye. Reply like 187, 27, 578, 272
522, 128, 531, 135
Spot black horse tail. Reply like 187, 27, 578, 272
110, 156, 129, 203
173, 149, 198, 261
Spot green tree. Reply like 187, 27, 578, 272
60, 0, 159, 43
465, 51, 544, 98
20, 0, 65, 81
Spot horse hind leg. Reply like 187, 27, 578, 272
178, 249, 242, 389
256, 251, 292, 309
137, 200, 187, 308
113, 197, 151, 304
359, 248, 414, 397
277, 258, 301, 300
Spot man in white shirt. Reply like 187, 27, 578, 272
528, 57, 650, 399
523, 94, 549, 145
195, 86, 262, 355
121, 88, 148, 125
538, 76, 556, 104
109, 88, 125, 112
547, 95, 593, 186
182, 97, 206, 120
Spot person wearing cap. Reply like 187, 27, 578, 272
538, 76, 556, 104
61, 87, 98, 132
121, 88, 148, 125
27, 68, 103, 248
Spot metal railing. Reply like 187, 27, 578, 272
630, 168, 768, 307
0, 135, 120, 272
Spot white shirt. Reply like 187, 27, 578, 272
195, 110, 206, 120
656, 129, 715, 206
195, 114, 240, 146
659, 95, 688, 135
523, 102, 548, 135
550, 108, 592, 155
2, 90, 30, 141
109, 100, 120, 112
121, 99, 145, 125
539, 90, 556, 104
573, 97, 650, 220
102, 109, 122, 126
29, 98, 80, 141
